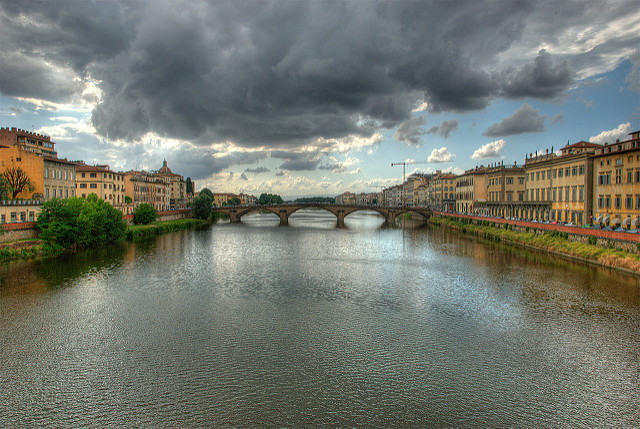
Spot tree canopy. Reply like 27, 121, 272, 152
191, 193, 213, 220
258, 193, 283, 205
37, 195, 127, 250
133, 203, 158, 225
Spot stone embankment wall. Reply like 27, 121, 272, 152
1, 210, 191, 242
434, 212, 640, 254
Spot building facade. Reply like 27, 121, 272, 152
76, 163, 127, 211
124, 171, 170, 213
155, 160, 187, 209
591, 131, 640, 228
43, 157, 76, 200
455, 167, 488, 214
0, 127, 57, 158
428, 172, 457, 211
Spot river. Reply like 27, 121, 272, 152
1, 210, 638, 427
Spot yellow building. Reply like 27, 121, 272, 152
592, 131, 640, 228
0, 144, 45, 199
0, 127, 57, 158
76, 163, 126, 211
474, 163, 525, 218
524, 141, 601, 224
455, 166, 488, 214
428, 172, 457, 211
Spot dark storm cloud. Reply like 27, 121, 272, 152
1, 0, 637, 151
483, 103, 545, 137
393, 117, 426, 146
278, 159, 320, 172
244, 167, 270, 174
502, 50, 576, 99
427, 120, 459, 139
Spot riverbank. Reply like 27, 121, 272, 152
0, 218, 207, 262
429, 216, 640, 275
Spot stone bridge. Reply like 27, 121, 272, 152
212, 203, 431, 227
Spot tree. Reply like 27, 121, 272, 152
0, 175, 8, 199
133, 203, 158, 225
2, 167, 35, 199
186, 177, 193, 195
38, 195, 126, 251
124, 196, 133, 204
191, 193, 212, 220
258, 193, 283, 205
223, 196, 241, 206
200, 187, 214, 201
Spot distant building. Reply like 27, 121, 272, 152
455, 166, 488, 214
155, 160, 187, 209
335, 192, 356, 205
123, 170, 170, 213
428, 171, 457, 211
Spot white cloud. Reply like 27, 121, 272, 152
589, 122, 632, 144
471, 139, 506, 160
427, 147, 455, 163
412, 102, 429, 112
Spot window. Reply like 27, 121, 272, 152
53, 189, 56, 198
553, 188, 557, 201
553, 169, 557, 178
572, 167, 577, 176
636, 170, 640, 183
80, 183, 87, 188
536, 189, 540, 201
636, 195, 640, 209
558, 188, 563, 202
626, 196, 633, 209
519, 178, 524, 185
599, 174, 611, 185
565, 168, 570, 177
579, 165, 584, 175
614, 195, 621, 209
11, 212, 17, 222
81, 172, 86, 178
44, 169, 49, 178
579, 186, 583, 202
629, 170, 634, 183
64, 171, 68, 180
597, 196, 604, 209
90, 183, 97, 189
558, 169, 563, 178
90, 173, 97, 178
536, 172, 540, 181
616, 158, 623, 166
541, 189, 545, 200
605, 195, 611, 208
572, 186, 576, 202
565, 187, 570, 201
615, 169, 622, 184
45, 189, 49, 199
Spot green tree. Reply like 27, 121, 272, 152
37, 195, 126, 251
258, 193, 283, 205
223, 196, 241, 206
133, 203, 158, 225
192, 193, 213, 220
124, 196, 133, 204
2, 167, 35, 199
200, 187, 214, 201
0, 175, 8, 199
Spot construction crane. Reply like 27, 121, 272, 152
391, 160, 428, 206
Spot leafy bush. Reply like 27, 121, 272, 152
133, 203, 158, 225
588, 236, 597, 246
37, 195, 126, 250
192, 193, 213, 220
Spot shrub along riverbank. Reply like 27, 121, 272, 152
1, 217, 208, 262
429, 216, 640, 274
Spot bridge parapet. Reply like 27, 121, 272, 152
212, 204, 431, 226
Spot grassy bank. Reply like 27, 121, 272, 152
125, 218, 208, 240
430, 216, 640, 274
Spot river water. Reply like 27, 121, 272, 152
1, 210, 639, 427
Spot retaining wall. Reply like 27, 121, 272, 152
434, 212, 640, 253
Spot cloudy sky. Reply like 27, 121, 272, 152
1, 0, 638, 198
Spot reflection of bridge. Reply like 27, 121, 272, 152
212, 204, 431, 227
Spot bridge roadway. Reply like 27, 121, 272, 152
212, 203, 431, 227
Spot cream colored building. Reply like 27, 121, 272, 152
0, 127, 57, 158
475, 163, 525, 218
592, 131, 640, 228
523, 141, 601, 224
43, 157, 76, 200
76, 163, 126, 211
455, 167, 488, 214
335, 192, 356, 205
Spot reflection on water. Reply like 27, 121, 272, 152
1, 211, 638, 427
